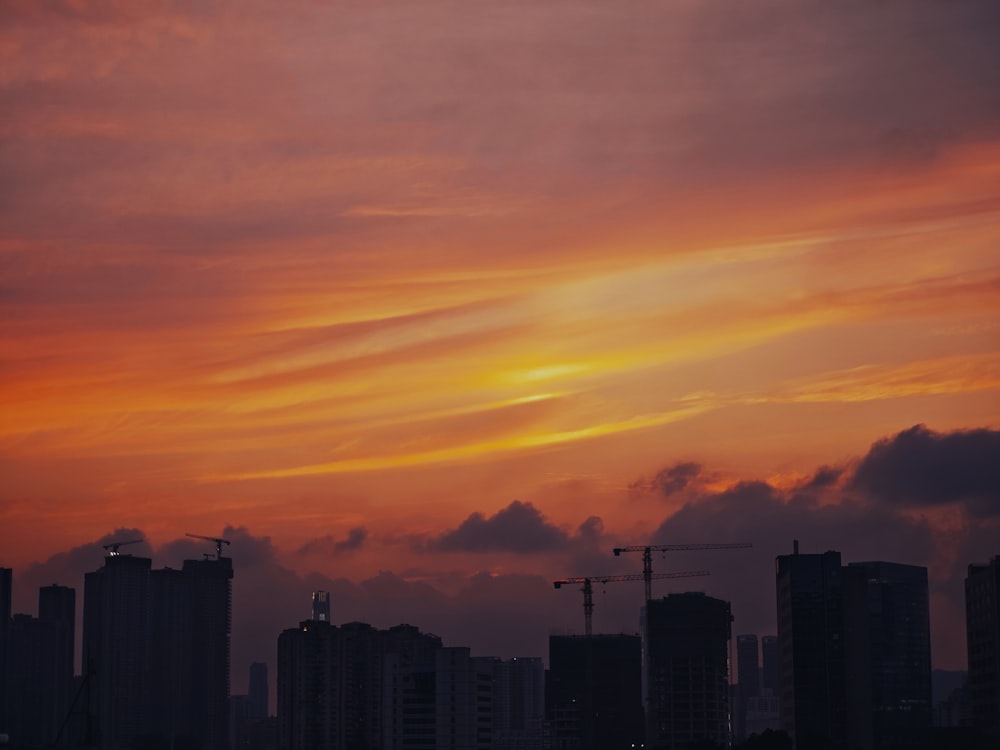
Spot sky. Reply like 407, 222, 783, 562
2, 0, 999, 695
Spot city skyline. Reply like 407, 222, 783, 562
7, 548, 986, 748
5, 467, 997, 699
2, 0, 999, 709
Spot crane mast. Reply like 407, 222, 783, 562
612, 542, 752, 602
553, 570, 710, 636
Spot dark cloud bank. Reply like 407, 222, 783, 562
11, 424, 998, 701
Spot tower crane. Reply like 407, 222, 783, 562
102, 539, 144, 556
554, 570, 710, 636
185, 533, 231, 559
612, 542, 752, 603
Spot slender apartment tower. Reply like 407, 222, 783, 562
966, 555, 1000, 745
643, 592, 733, 749
775, 546, 846, 750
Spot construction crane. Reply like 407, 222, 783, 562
554, 570, 710, 636
102, 539, 144, 556
185, 533, 231, 559
613, 542, 752, 602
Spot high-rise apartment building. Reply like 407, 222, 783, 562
547, 633, 644, 750
433, 647, 494, 750
735, 634, 760, 740
965, 555, 1000, 744
643, 592, 733, 749
249, 662, 269, 721
761, 634, 779, 695
84, 553, 153, 749
1, 576, 76, 749
491, 657, 544, 750
776, 546, 933, 750
775, 547, 846, 750
39, 584, 75, 744
278, 617, 471, 750
0, 567, 11, 737
185, 556, 234, 750
843, 561, 932, 750
84, 551, 233, 750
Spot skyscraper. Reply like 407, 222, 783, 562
776, 547, 934, 750
184, 556, 234, 750
278, 616, 464, 750
775, 546, 845, 750
39, 584, 75, 745
249, 662, 269, 721
643, 592, 733, 749
0, 567, 11, 738
735, 634, 760, 740
843, 561, 931, 750
491, 657, 544, 750
84, 551, 233, 750
761, 634, 779, 695
965, 555, 1000, 744
84, 553, 153, 750
547, 633, 644, 750
8, 613, 65, 747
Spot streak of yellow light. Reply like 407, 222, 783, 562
208, 403, 714, 481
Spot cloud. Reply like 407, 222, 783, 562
428, 500, 570, 553
803, 465, 843, 490
295, 528, 369, 557
850, 424, 1000, 517
335, 527, 368, 553
639, 425, 1000, 671
629, 461, 708, 499
653, 462, 702, 497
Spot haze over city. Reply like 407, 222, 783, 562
2, 0, 999, 701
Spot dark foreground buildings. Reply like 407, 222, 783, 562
776, 546, 932, 750
965, 555, 1000, 745
278, 613, 545, 750
644, 592, 733, 750
3, 583, 75, 748
547, 633, 644, 750
83, 551, 233, 750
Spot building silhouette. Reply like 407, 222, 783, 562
84, 553, 153, 749
735, 633, 760, 741
775, 546, 846, 750
0, 567, 11, 738
761, 634, 779, 696
232, 662, 273, 750
547, 633, 644, 750
249, 662, 269, 721
1, 575, 76, 748
965, 554, 1000, 744
277, 614, 512, 750
491, 656, 544, 750
843, 561, 932, 750
776, 546, 933, 750
84, 551, 232, 750
185, 556, 234, 750
643, 592, 733, 750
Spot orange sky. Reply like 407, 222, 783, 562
2, 0, 999, 676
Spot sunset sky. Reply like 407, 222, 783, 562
2, 0, 999, 692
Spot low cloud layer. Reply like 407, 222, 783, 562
428, 500, 572, 553
295, 527, 369, 557
851, 424, 1000, 516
